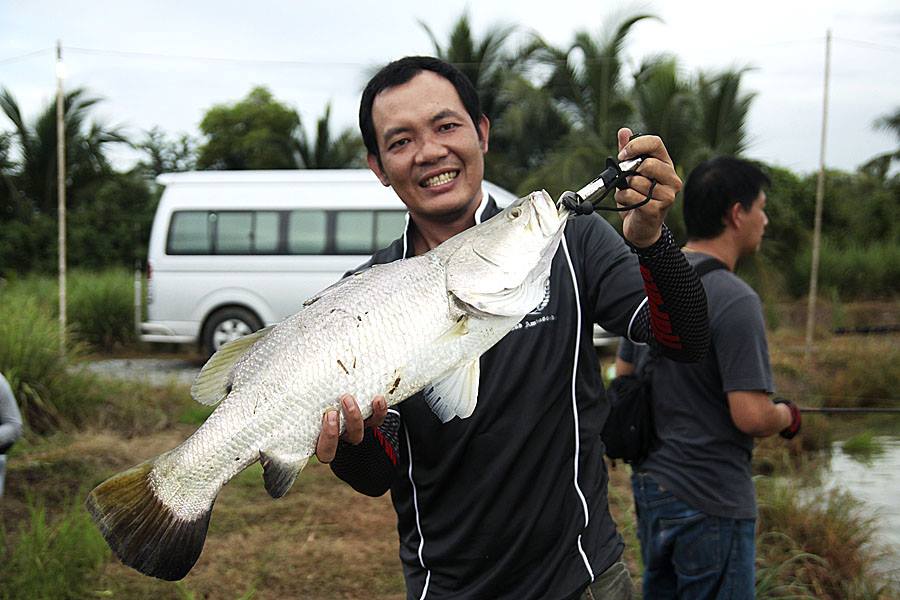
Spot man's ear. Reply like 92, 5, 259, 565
477, 115, 490, 154
725, 201, 744, 229
367, 153, 390, 187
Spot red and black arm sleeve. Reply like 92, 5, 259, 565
628, 225, 710, 362
329, 411, 401, 497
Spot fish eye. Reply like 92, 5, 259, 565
508, 207, 522, 219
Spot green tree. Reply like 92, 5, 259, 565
197, 86, 300, 170
294, 103, 365, 169
0, 88, 128, 274
690, 68, 755, 169
860, 107, 900, 179
420, 11, 518, 122
136, 127, 198, 178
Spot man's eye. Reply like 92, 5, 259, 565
438, 123, 459, 132
388, 139, 409, 150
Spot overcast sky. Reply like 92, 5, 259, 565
1, 0, 898, 175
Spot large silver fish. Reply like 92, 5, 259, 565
86, 190, 569, 580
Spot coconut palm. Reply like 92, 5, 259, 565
691, 67, 755, 167
0, 87, 127, 215
537, 12, 656, 157
294, 103, 365, 169
419, 11, 518, 121
631, 54, 697, 171
860, 107, 900, 179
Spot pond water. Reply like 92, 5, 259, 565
821, 434, 900, 572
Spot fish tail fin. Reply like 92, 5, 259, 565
85, 459, 212, 581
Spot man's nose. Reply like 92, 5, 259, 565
416, 134, 448, 164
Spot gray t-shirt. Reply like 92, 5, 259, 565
626, 252, 774, 519
0, 373, 23, 454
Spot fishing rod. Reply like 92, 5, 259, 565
799, 407, 900, 414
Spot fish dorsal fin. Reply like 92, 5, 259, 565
191, 325, 274, 405
422, 358, 480, 423
259, 450, 309, 498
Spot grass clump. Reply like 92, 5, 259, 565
756, 476, 898, 599
0, 499, 110, 600
0, 295, 104, 433
69, 268, 137, 351
841, 432, 885, 463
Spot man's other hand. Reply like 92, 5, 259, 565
315, 394, 388, 463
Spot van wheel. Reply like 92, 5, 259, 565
202, 308, 263, 357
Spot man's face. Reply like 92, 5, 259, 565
738, 191, 768, 255
366, 71, 489, 223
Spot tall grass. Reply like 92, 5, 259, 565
1, 269, 137, 352
756, 476, 898, 599
69, 268, 137, 350
0, 293, 104, 432
790, 240, 900, 299
0, 499, 110, 600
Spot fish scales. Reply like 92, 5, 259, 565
86, 190, 570, 580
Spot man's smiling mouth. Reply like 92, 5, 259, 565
421, 171, 459, 188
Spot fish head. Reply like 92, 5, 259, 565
443, 190, 568, 317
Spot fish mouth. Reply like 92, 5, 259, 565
529, 190, 565, 237
419, 170, 460, 188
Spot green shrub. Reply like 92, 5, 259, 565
0, 499, 110, 600
790, 240, 900, 300
68, 269, 137, 351
0, 296, 103, 433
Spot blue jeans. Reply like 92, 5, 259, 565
631, 472, 755, 599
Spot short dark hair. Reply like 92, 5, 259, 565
359, 56, 483, 159
683, 156, 771, 240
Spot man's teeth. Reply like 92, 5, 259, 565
423, 171, 458, 187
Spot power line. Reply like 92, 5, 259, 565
832, 37, 900, 53
65, 46, 370, 69
0, 48, 52, 67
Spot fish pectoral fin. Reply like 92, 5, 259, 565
259, 450, 308, 499
423, 359, 480, 423
191, 325, 274, 405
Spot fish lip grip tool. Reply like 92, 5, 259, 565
559, 155, 651, 215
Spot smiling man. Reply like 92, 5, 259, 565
315, 56, 711, 600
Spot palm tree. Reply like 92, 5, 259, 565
631, 54, 697, 171
691, 67, 755, 167
419, 11, 518, 121
294, 103, 365, 169
0, 87, 127, 215
537, 12, 656, 158
860, 107, 900, 179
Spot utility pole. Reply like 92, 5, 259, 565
56, 40, 67, 354
805, 30, 831, 360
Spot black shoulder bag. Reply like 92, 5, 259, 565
602, 256, 727, 464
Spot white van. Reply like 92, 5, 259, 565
140, 169, 519, 356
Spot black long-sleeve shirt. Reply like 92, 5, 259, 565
331, 197, 708, 599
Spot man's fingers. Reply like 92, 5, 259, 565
315, 409, 340, 463
340, 394, 364, 445
364, 395, 388, 429
617, 128, 633, 152
618, 134, 673, 166
638, 158, 682, 190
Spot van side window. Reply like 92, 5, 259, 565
217, 212, 253, 253
335, 211, 375, 253
287, 210, 327, 254
376, 211, 406, 248
168, 211, 212, 254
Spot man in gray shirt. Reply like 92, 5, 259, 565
0, 372, 23, 497
617, 157, 801, 599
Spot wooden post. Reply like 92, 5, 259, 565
56, 40, 67, 354
805, 30, 831, 360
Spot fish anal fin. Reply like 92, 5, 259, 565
85, 460, 212, 581
423, 359, 480, 423
259, 450, 308, 499
191, 325, 274, 405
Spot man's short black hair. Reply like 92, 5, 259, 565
683, 156, 771, 240
359, 56, 483, 159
